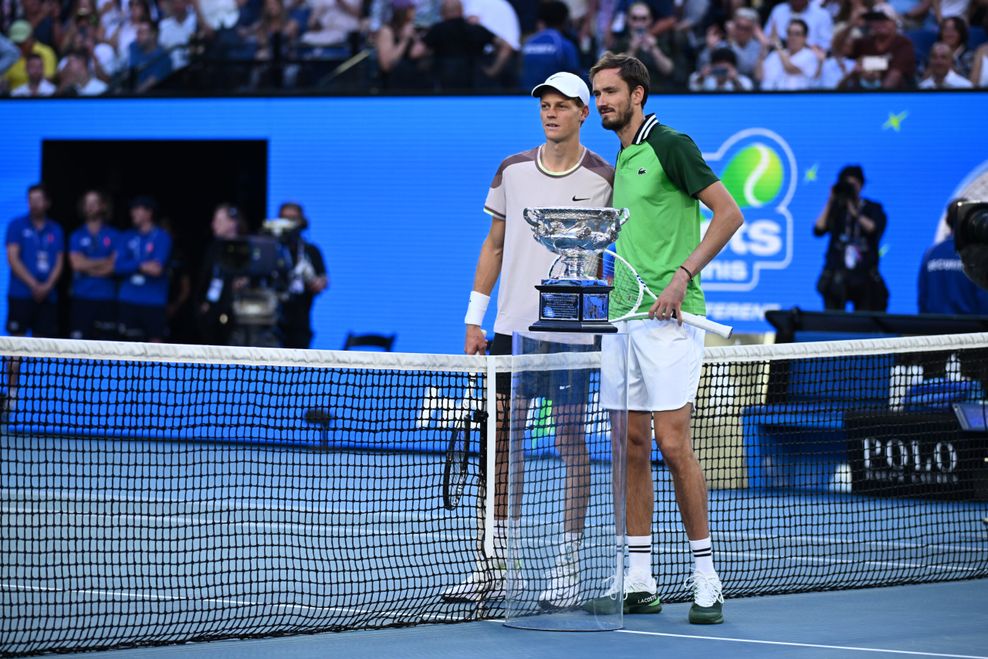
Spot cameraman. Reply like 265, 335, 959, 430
275, 202, 327, 349
194, 203, 248, 345
813, 165, 889, 311
920, 198, 988, 313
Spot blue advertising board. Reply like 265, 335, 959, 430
0, 92, 985, 353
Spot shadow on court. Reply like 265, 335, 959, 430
54, 579, 988, 659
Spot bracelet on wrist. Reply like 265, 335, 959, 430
679, 264, 694, 281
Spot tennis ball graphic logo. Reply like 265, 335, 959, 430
720, 143, 784, 209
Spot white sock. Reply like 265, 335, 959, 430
627, 534, 651, 576
690, 537, 715, 575
561, 531, 582, 562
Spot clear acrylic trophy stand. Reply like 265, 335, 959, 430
504, 332, 628, 631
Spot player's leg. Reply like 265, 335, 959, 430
536, 396, 588, 609
653, 405, 722, 623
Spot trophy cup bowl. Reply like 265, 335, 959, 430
524, 207, 629, 333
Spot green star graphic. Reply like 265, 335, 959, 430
882, 111, 908, 131
804, 164, 819, 182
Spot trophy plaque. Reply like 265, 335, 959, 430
524, 207, 629, 333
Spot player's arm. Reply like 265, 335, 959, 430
464, 216, 505, 355
651, 181, 743, 320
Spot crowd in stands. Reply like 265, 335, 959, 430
1, 0, 986, 94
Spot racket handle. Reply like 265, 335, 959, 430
680, 311, 734, 339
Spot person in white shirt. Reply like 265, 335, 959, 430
757, 18, 822, 90
919, 40, 974, 87
764, 0, 833, 49
158, 0, 197, 69
56, 51, 108, 95
11, 53, 56, 95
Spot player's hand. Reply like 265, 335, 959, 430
649, 269, 689, 324
464, 325, 487, 355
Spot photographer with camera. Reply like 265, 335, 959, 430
613, 2, 678, 90
689, 46, 753, 91
273, 202, 327, 349
813, 165, 889, 312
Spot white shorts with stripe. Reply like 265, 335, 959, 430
600, 318, 705, 412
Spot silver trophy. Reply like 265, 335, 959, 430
524, 207, 630, 333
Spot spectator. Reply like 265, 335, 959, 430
127, 19, 173, 91
612, 1, 678, 88
422, 0, 508, 90
67, 190, 119, 340
110, 0, 151, 65
375, 0, 428, 89
191, 0, 245, 66
195, 203, 248, 345
818, 24, 857, 88
813, 165, 889, 312
843, 5, 916, 89
158, 0, 198, 70
520, 0, 581, 91
58, 0, 118, 82
2, 20, 57, 92
764, 0, 834, 49
56, 50, 110, 94
971, 40, 988, 85
918, 199, 988, 314
19, 0, 61, 50
463, 0, 521, 87
919, 40, 974, 85
722, 7, 765, 78
116, 196, 172, 343
247, 0, 301, 87
689, 45, 754, 89
368, 0, 441, 33
299, 0, 362, 49
757, 18, 822, 90
274, 201, 327, 348
11, 52, 56, 94
936, 15, 972, 77
5, 183, 64, 339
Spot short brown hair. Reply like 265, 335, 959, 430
590, 52, 650, 108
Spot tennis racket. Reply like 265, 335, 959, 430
442, 411, 470, 510
442, 374, 488, 511
605, 249, 734, 339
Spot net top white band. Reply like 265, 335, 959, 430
0, 332, 986, 372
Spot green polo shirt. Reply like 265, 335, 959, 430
611, 114, 719, 318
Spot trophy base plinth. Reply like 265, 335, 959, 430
531, 281, 615, 334
529, 320, 618, 333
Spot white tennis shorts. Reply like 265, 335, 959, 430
600, 318, 705, 412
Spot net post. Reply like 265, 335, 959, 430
483, 356, 497, 558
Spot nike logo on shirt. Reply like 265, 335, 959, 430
572, 196, 590, 201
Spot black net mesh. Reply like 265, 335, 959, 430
1, 335, 987, 655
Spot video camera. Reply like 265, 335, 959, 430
954, 200, 988, 291
212, 217, 308, 348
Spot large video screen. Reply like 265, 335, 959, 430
0, 92, 985, 353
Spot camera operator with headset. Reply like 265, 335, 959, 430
813, 164, 889, 311
273, 202, 328, 349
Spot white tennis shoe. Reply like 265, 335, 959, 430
537, 554, 579, 609
441, 558, 505, 603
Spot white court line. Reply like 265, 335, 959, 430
0, 489, 448, 523
1, 582, 378, 616
614, 630, 988, 659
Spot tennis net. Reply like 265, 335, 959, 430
1, 333, 987, 655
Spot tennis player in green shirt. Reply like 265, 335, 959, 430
589, 52, 743, 624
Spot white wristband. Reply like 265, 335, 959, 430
464, 291, 490, 326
